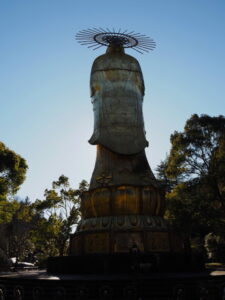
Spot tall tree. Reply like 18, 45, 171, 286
34, 176, 88, 256
0, 198, 40, 259
0, 197, 42, 271
166, 114, 225, 208
0, 142, 28, 270
158, 114, 225, 253
0, 141, 28, 200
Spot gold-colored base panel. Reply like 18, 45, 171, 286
81, 185, 165, 218
70, 230, 183, 255
70, 216, 183, 255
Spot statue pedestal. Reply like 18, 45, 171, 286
47, 252, 205, 274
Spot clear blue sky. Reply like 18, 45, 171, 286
1, 0, 225, 201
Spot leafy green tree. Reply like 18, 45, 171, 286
0, 197, 42, 272
0, 199, 20, 224
158, 114, 225, 254
204, 233, 225, 262
166, 114, 225, 190
0, 198, 40, 260
30, 214, 63, 265
155, 157, 177, 192
34, 176, 88, 256
0, 142, 28, 200
0, 140, 29, 269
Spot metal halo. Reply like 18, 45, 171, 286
76, 28, 156, 54
93, 32, 138, 48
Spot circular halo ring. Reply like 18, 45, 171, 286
93, 32, 138, 48
76, 28, 156, 54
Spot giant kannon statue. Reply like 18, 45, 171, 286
0, 29, 214, 300
70, 29, 182, 255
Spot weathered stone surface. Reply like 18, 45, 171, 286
70, 44, 182, 256
81, 185, 165, 218
89, 145, 157, 190
89, 46, 148, 155
70, 215, 183, 254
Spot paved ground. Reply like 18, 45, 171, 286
1, 268, 225, 280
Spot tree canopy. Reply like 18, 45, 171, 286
166, 114, 225, 179
0, 142, 28, 200
34, 175, 88, 256
157, 114, 225, 256
0, 175, 88, 270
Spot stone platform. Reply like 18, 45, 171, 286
47, 253, 204, 274
0, 268, 225, 299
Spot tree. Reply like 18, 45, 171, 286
155, 157, 177, 192
0, 142, 28, 270
0, 141, 28, 200
166, 114, 225, 181
204, 233, 225, 262
158, 114, 225, 254
34, 176, 88, 256
0, 198, 40, 260
0, 197, 42, 272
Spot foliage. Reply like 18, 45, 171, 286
155, 157, 177, 192
0, 141, 29, 270
166, 114, 225, 186
0, 197, 41, 267
0, 142, 28, 200
0, 176, 88, 270
34, 176, 88, 257
204, 233, 225, 262
0, 140, 89, 266
157, 114, 225, 255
